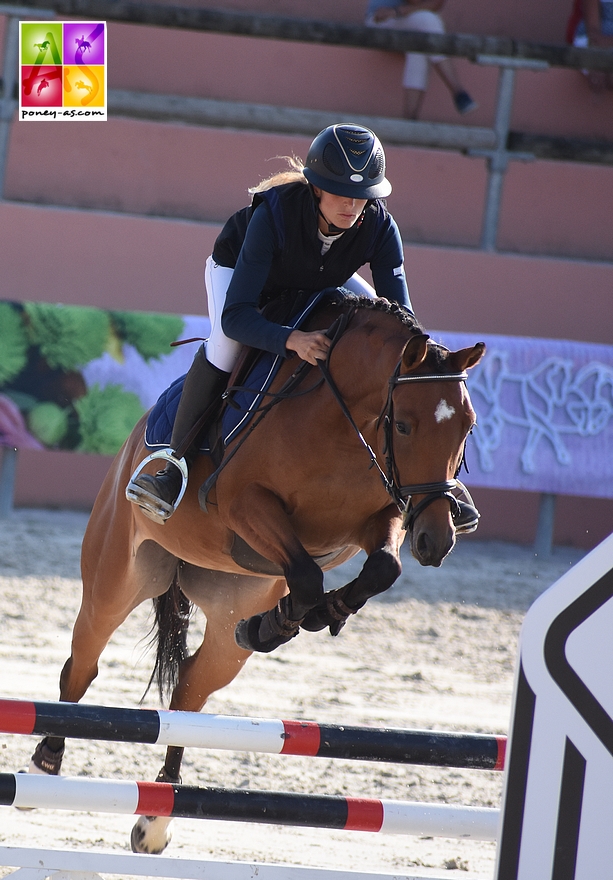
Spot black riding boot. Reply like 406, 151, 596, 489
452, 501, 480, 534
127, 346, 229, 522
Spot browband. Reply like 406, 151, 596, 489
394, 371, 468, 384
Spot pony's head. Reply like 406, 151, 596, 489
381, 330, 485, 566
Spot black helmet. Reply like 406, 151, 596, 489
303, 124, 391, 199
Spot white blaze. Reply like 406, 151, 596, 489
435, 399, 455, 423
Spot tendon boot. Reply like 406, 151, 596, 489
127, 346, 229, 523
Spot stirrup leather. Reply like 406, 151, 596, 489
126, 448, 189, 525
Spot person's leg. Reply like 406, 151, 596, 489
431, 57, 463, 95
402, 82, 426, 120
396, 10, 439, 120
128, 258, 235, 519
204, 257, 243, 372
399, 10, 477, 115
365, 12, 424, 117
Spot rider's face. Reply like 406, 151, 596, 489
313, 187, 367, 232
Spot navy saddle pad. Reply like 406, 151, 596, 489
144, 288, 337, 453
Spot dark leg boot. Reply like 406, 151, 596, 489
127, 346, 229, 522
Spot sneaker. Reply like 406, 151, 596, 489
454, 90, 478, 115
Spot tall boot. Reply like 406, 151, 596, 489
128, 346, 229, 521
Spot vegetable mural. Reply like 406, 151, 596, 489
0, 300, 208, 456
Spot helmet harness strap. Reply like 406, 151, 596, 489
316, 202, 368, 236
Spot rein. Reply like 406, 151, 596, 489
198, 312, 350, 510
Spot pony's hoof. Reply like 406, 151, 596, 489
131, 815, 173, 854
235, 604, 301, 653
30, 738, 64, 775
15, 737, 65, 811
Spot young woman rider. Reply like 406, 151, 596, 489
128, 124, 434, 524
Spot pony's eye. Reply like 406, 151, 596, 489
395, 421, 411, 436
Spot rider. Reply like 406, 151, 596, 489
127, 123, 478, 532
128, 124, 410, 518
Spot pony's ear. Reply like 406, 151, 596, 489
401, 334, 430, 373
449, 342, 486, 373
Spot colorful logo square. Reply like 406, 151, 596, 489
19, 21, 107, 120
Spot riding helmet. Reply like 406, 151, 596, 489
303, 124, 391, 200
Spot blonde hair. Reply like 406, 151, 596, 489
248, 155, 308, 194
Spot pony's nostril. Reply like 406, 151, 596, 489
416, 530, 431, 560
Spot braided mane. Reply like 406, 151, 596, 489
325, 288, 456, 374
325, 288, 424, 333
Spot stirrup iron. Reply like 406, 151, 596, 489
126, 448, 189, 525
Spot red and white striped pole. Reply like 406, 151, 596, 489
0, 773, 500, 840
0, 699, 506, 770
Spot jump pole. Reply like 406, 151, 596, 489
0, 772, 500, 841
0, 698, 506, 770
0, 845, 478, 880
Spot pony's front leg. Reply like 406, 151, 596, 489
226, 483, 325, 653
302, 506, 404, 635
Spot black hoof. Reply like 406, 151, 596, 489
235, 603, 301, 653
31, 738, 64, 775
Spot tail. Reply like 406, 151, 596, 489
143, 566, 193, 705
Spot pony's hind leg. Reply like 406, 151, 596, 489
131, 564, 284, 855
30, 515, 179, 776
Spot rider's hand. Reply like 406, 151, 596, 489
286, 330, 332, 365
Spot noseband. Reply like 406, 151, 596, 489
317, 356, 469, 533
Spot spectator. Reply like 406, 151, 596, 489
567, 0, 613, 92
365, 0, 478, 119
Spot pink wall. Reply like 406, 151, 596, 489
498, 160, 613, 259
9, 118, 612, 260
1, 201, 610, 343
0, 203, 216, 312
5, 123, 487, 248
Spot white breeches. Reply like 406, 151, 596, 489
366, 9, 446, 91
203, 255, 376, 372
204, 256, 242, 372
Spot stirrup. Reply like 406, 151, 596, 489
126, 448, 189, 525
452, 480, 480, 534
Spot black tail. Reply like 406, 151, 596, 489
143, 567, 193, 706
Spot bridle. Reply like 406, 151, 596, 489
317, 355, 470, 533
382, 363, 469, 531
